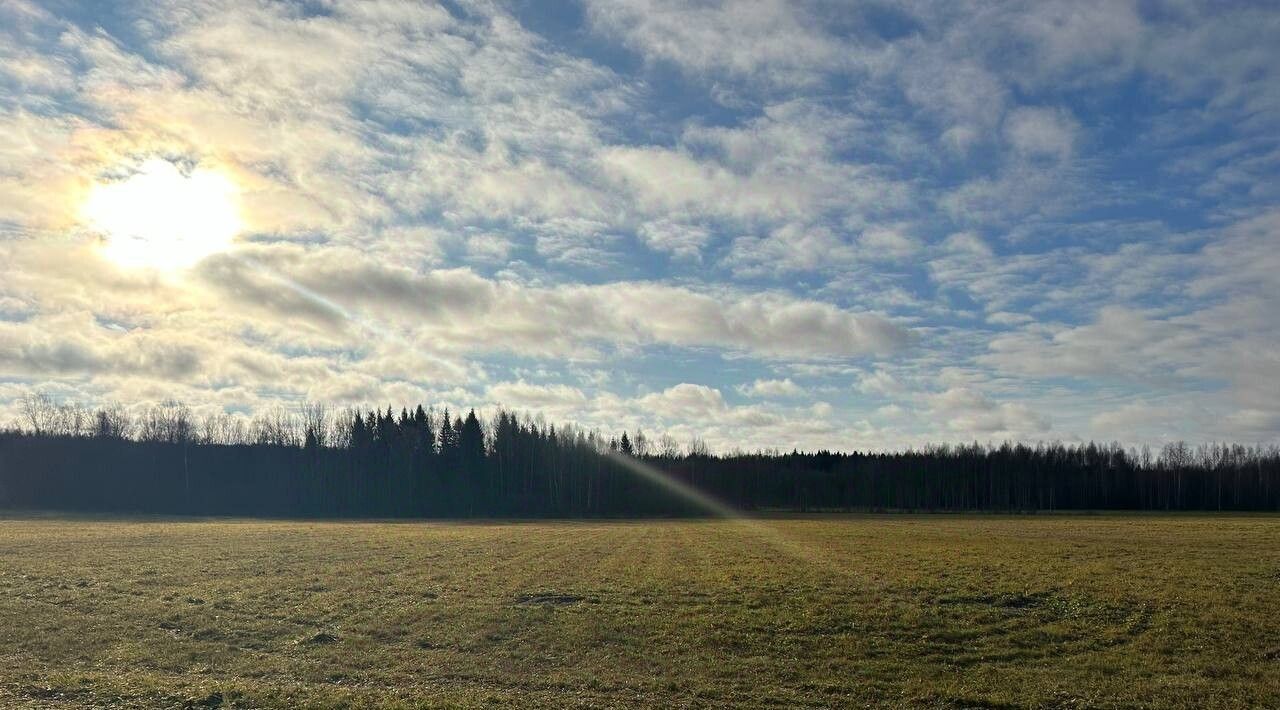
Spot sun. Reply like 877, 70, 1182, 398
82, 158, 243, 271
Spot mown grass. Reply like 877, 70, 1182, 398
0, 514, 1277, 708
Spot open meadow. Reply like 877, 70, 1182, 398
1, 514, 1278, 709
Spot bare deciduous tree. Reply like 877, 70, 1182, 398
658, 433, 681, 459
300, 401, 329, 448
199, 412, 247, 445
686, 436, 709, 457
55, 402, 90, 437
93, 402, 133, 439
253, 406, 299, 447
139, 400, 192, 444
632, 429, 650, 457
20, 393, 58, 435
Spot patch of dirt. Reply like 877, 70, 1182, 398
182, 690, 223, 708
937, 591, 1050, 610
515, 592, 585, 606
926, 694, 1024, 710
191, 628, 223, 641
934, 590, 1144, 625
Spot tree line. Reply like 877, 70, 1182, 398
1, 394, 1278, 516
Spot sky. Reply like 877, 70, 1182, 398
1, 0, 1277, 452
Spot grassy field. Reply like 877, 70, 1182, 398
0, 515, 1277, 708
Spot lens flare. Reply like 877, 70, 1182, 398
602, 450, 845, 571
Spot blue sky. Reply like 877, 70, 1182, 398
0, 0, 1277, 450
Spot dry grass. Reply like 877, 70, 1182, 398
0, 514, 1277, 708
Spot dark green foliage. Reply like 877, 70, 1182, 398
0, 404, 1278, 516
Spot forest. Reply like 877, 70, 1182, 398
2, 394, 1278, 516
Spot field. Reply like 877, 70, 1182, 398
0, 515, 1278, 709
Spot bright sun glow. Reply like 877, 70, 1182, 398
82, 158, 242, 271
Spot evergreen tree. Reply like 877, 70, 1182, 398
2, 391, 1278, 517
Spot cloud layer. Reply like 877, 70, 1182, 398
1, 0, 1277, 450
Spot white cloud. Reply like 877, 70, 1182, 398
636, 383, 727, 418
929, 387, 1050, 438
486, 381, 587, 409
196, 246, 913, 360
636, 220, 711, 261
856, 369, 903, 397
1003, 106, 1078, 160
941, 231, 993, 258
737, 378, 804, 399
584, 0, 854, 87
859, 227, 920, 260
1, 0, 1277, 449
